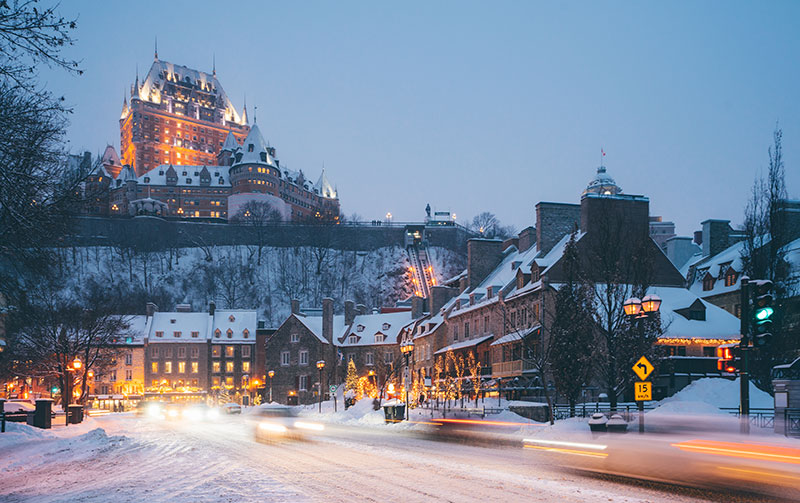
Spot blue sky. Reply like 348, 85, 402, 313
44, 1, 800, 235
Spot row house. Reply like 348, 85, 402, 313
411, 166, 744, 403
265, 299, 416, 405
89, 315, 147, 408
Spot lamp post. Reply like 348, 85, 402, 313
268, 370, 274, 403
623, 294, 661, 434
400, 340, 415, 421
316, 361, 325, 413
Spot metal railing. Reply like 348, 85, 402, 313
552, 403, 655, 421
719, 407, 775, 429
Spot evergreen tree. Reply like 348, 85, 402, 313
345, 359, 359, 395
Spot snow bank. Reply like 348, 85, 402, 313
655, 377, 773, 411
0, 421, 52, 448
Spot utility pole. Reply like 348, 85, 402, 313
739, 276, 750, 435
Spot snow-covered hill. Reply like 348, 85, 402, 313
51, 244, 464, 325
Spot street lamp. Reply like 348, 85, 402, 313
400, 340, 415, 420
623, 293, 661, 433
268, 370, 274, 403
72, 357, 82, 370
316, 361, 325, 413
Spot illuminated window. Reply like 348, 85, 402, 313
242, 361, 250, 372
212, 377, 220, 387
225, 346, 234, 357
178, 362, 186, 373
191, 362, 198, 374
164, 361, 172, 374
151, 362, 158, 373
212, 361, 220, 373
225, 377, 233, 386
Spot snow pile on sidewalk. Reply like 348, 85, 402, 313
298, 397, 387, 426
649, 377, 773, 417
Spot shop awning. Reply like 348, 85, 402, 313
434, 334, 494, 355
490, 325, 541, 346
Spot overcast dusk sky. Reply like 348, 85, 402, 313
45, 1, 800, 235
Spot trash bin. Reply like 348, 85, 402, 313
68, 405, 84, 424
588, 413, 608, 433
34, 399, 53, 429
606, 414, 628, 433
383, 405, 406, 423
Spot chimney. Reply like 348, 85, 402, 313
536, 202, 581, 255
411, 295, 424, 319
517, 226, 535, 252
345, 300, 356, 325
209, 301, 216, 316
693, 230, 703, 246
175, 304, 192, 312
322, 298, 334, 344
429, 286, 457, 314
580, 194, 649, 247
502, 237, 519, 252
467, 238, 503, 290
290, 299, 300, 315
356, 303, 367, 316
146, 302, 158, 317
701, 219, 732, 257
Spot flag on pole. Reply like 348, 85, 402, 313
601, 148, 606, 157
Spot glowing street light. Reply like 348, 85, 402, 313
316, 361, 326, 413
400, 341, 415, 420
268, 370, 274, 403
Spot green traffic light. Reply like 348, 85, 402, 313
755, 307, 774, 321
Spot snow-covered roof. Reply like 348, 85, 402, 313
148, 312, 211, 342
137, 59, 245, 125
340, 311, 413, 346
131, 164, 231, 188
211, 310, 257, 343
235, 124, 277, 167
434, 334, 494, 355
293, 314, 347, 345
583, 165, 622, 196
117, 315, 149, 345
490, 324, 541, 346
221, 131, 240, 151
315, 169, 337, 199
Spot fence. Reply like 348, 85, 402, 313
719, 407, 775, 429
552, 403, 655, 421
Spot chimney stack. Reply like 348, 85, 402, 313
345, 300, 356, 325
291, 299, 300, 315
536, 202, 581, 255
175, 304, 192, 313
209, 301, 216, 316
146, 302, 159, 317
517, 226, 535, 252
467, 238, 503, 290
322, 298, 334, 344
429, 286, 458, 314
356, 303, 367, 316
411, 295, 424, 319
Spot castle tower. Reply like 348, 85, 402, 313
120, 54, 250, 176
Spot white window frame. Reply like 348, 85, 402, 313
299, 375, 308, 391
281, 351, 290, 366
299, 350, 309, 366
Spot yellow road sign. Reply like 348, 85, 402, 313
632, 356, 654, 380
635, 381, 652, 401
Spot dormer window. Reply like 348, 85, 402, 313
170, 319, 176, 324
159, 170, 164, 175
248, 144, 254, 152
724, 268, 738, 287
382, 323, 390, 330
155, 331, 163, 337
229, 314, 235, 322
144, 177, 150, 183
260, 152, 267, 162
227, 329, 233, 338
702, 273, 715, 291
349, 335, 358, 344
214, 329, 221, 338
182, 171, 187, 176
375, 334, 385, 343
173, 331, 181, 338
357, 325, 365, 332
186, 178, 192, 184
243, 329, 249, 339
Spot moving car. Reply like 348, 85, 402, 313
221, 402, 242, 415
250, 405, 325, 442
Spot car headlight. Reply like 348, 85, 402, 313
294, 421, 325, 431
258, 421, 288, 434
168, 408, 179, 418
146, 404, 163, 418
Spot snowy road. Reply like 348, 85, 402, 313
0, 414, 785, 503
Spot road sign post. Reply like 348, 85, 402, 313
632, 356, 654, 434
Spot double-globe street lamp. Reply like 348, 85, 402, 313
316, 361, 325, 413
622, 294, 662, 434
400, 340, 415, 421
64, 357, 82, 426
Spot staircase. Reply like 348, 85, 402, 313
407, 245, 435, 299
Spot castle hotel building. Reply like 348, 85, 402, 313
83, 52, 340, 222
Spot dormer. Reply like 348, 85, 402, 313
724, 266, 738, 287
675, 298, 707, 321
516, 268, 531, 290
199, 166, 211, 186
165, 165, 178, 185
702, 271, 715, 292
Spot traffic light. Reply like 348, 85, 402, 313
717, 343, 741, 373
750, 279, 774, 347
